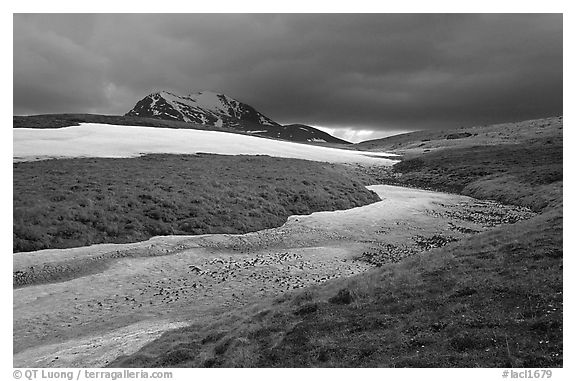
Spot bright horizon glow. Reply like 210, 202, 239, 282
310, 125, 415, 143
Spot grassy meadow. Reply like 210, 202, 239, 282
372, 137, 562, 213
13, 154, 379, 252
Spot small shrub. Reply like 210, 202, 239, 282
214, 338, 233, 355
329, 289, 353, 305
157, 348, 196, 367
294, 303, 318, 316
446, 132, 473, 140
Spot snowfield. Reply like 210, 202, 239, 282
13, 123, 400, 165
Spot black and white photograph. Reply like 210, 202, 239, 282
9, 4, 567, 378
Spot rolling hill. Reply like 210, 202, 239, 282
354, 116, 563, 157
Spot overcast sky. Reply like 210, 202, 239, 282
13, 13, 562, 141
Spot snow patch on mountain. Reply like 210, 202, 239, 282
126, 91, 279, 128
125, 91, 353, 144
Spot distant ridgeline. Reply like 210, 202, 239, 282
13, 92, 350, 144
125, 90, 350, 144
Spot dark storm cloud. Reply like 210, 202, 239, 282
13, 13, 562, 132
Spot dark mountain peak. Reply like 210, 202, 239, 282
126, 90, 279, 127
126, 91, 350, 144
278, 124, 351, 144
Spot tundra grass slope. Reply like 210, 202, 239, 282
13, 154, 379, 252
109, 130, 562, 368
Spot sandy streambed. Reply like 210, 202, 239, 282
13, 185, 534, 367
